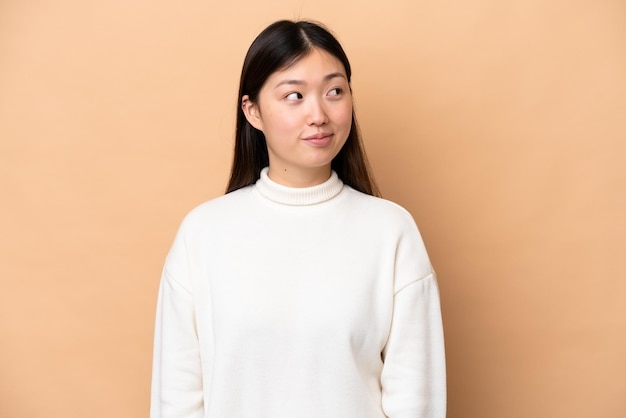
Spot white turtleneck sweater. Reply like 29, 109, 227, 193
151, 168, 446, 418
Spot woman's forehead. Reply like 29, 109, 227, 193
268, 48, 347, 84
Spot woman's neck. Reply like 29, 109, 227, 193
267, 165, 332, 188
255, 167, 344, 206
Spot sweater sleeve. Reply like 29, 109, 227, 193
380, 273, 447, 418
150, 267, 204, 418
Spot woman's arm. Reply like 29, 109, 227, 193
380, 273, 447, 418
151, 266, 204, 418
379, 208, 447, 418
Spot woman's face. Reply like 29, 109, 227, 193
242, 48, 353, 187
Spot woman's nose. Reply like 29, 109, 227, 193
307, 99, 328, 126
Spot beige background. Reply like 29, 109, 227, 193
1, 0, 625, 417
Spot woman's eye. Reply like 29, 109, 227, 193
285, 92, 303, 101
328, 88, 343, 96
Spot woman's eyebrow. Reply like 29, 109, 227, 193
273, 72, 346, 89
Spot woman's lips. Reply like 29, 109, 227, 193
303, 132, 333, 146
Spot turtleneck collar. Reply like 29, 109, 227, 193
254, 167, 344, 206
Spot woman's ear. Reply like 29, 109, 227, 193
241, 95, 263, 131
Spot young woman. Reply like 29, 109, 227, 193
151, 20, 446, 418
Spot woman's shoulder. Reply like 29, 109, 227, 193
344, 186, 419, 227
163, 187, 254, 271
179, 186, 254, 230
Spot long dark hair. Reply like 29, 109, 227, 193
226, 20, 379, 197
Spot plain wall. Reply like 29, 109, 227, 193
1, 1, 625, 417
